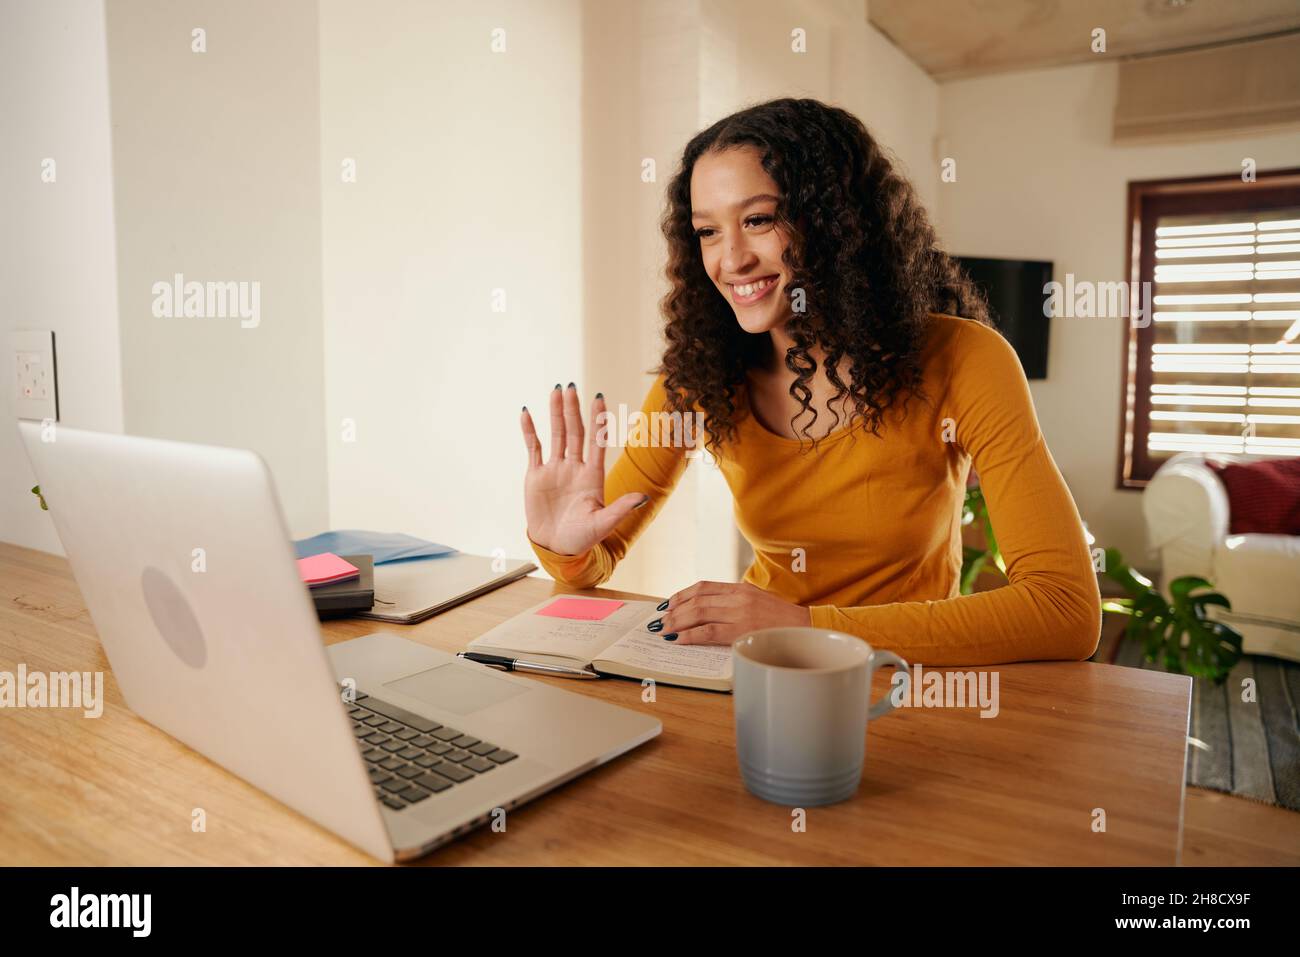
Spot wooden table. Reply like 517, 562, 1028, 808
0, 541, 1191, 865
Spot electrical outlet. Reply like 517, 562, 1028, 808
13, 329, 59, 422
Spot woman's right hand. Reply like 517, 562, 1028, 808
520, 383, 649, 557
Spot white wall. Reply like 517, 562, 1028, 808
0, 0, 123, 554
315, 0, 940, 598
935, 60, 1300, 566
8, 0, 1292, 593
577, 0, 712, 596
5, 0, 935, 591
318, 0, 584, 559
830, 2, 940, 214
104, 0, 329, 539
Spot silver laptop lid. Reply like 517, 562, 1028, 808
18, 421, 392, 862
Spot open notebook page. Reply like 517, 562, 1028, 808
467, 597, 661, 665
596, 629, 733, 681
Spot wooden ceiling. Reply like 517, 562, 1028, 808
868, 0, 1300, 81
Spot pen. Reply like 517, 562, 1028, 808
457, 652, 599, 680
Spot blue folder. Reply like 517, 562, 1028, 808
293, 530, 456, 565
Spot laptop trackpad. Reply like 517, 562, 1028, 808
383, 663, 529, 715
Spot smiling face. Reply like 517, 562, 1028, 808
690, 146, 793, 335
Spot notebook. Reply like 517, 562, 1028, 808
360, 552, 537, 624
467, 594, 733, 692
308, 554, 374, 620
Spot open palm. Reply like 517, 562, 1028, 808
520, 384, 647, 557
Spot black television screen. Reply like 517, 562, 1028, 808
954, 256, 1053, 380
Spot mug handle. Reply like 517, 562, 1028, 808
867, 649, 910, 720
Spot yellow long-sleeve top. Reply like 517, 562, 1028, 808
527, 314, 1102, 666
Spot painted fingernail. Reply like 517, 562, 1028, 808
595, 392, 603, 399
633, 495, 650, 509
647, 618, 663, 632
567, 381, 575, 389
521, 405, 527, 412
656, 599, 669, 611
663, 633, 678, 641
554, 383, 561, 390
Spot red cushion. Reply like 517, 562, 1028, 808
1207, 458, 1300, 535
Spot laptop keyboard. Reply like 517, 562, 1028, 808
342, 690, 518, 811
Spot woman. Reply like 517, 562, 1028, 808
518, 98, 1100, 666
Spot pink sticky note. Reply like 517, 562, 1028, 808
298, 552, 360, 587
536, 597, 624, 621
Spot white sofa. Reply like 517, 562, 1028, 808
1142, 452, 1300, 663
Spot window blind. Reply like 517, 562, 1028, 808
1147, 208, 1300, 458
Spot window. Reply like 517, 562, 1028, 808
1118, 169, 1300, 488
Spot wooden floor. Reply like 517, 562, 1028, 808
1092, 612, 1300, 865
1183, 787, 1300, 866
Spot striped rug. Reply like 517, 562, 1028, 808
1110, 636, 1300, 812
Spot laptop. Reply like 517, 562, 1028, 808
18, 422, 661, 862
360, 553, 538, 624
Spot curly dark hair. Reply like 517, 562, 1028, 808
654, 97, 992, 456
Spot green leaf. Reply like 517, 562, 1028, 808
1170, 576, 1215, 602
982, 508, 1006, 575
1101, 547, 1153, 598
960, 547, 987, 596
959, 486, 1005, 592
973, 485, 1245, 681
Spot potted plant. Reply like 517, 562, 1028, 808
960, 487, 1243, 682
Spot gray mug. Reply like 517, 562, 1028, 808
733, 627, 910, 806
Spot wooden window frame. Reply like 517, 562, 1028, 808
1117, 167, 1300, 490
